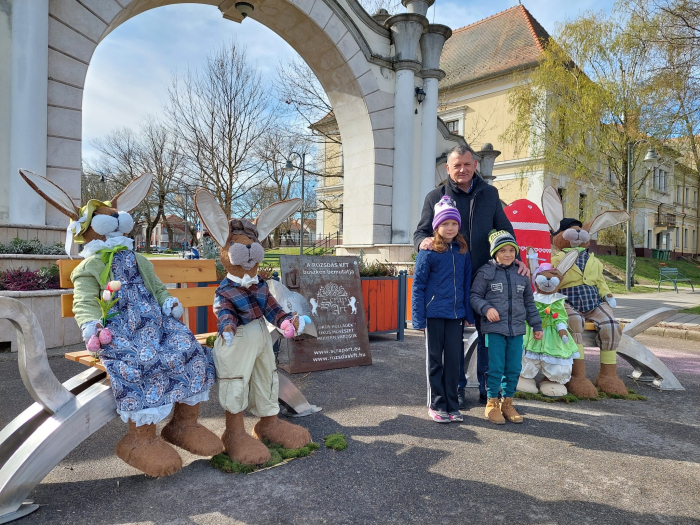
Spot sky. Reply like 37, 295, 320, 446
82, 0, 615, 161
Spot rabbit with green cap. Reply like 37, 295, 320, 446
20, 169, 222, 478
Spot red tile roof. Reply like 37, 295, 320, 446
440, 5, 551, 89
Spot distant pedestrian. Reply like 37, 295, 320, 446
412, 197, 475, 424
470, 230, 543, 424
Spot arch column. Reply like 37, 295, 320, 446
385, 12, 427, 244
8, 0, 49, 225
418, 24, 451, 203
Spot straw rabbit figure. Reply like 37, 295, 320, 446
20, 169, 221, 478
542, 186, 630, 397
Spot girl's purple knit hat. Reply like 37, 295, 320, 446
432, 196, 461, 230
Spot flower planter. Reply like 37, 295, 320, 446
0, 289, 82, 351
360, 274, 408, 339
0, 254, 72, 273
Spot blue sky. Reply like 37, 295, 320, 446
82, 0, 615, 160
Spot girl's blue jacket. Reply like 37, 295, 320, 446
412, 242, 475, 330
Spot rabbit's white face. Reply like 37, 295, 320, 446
535, 274, 560, 293
90, 211, 134, 238
562, 227, 590, 247
227, 239, 265, 271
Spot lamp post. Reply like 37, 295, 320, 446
284, 153, 306, 256
626, 142, 659, 290
476, 143, 501, 185
176, 191, 190, 256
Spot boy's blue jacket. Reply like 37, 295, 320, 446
412, 242, 475, 330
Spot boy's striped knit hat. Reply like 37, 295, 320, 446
432, 195, 461, 231
489, 229, 519, 257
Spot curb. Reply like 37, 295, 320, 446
640, 325, 700, 341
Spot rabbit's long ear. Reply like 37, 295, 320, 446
555, 249, 579, 275
525, 247, 539, 277
255, 199, 302, 241
195, 189, 230, 247
584, 210, 630, 235
111, 173, 153, 212
542, 186, 564, 232
20, 169, 80, 220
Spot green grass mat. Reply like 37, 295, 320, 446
323, 433, 347, 451
515, 388, 646, 403
211, 441, 320, 474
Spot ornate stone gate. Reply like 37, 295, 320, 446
0, 0, 462, 260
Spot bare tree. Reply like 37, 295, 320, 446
85, 118, 183, 252
358, 0, 402, 15
243, 127, 315, 247
166, 41, 274, 218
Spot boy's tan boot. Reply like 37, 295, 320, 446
484, 398, 505, 425
500, 397, 524, 423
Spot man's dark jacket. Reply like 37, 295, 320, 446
413, 173, 516, 279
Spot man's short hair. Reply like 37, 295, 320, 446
447, 144, 476, 161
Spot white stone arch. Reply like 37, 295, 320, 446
41, 0, 394, 245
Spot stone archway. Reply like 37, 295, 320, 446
2, 0, 458, 260
10, 0, 393, 247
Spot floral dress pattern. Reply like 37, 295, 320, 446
98, 250, 215, 414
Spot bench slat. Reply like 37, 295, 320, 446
58, 258, 217, 288
65, 334, 219, 374
60, 286, 217, 318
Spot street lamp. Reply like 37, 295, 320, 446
176, 192, 190, 256
284, 152, 306, 256
476, 143, 501, 185
626, 142, 659, 290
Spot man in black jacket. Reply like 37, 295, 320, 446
413, 144, 529, 407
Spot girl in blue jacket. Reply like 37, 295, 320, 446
412, 196, 475, 423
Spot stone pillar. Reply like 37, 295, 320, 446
385, 13, 428, 244
0, 2, 13, 223
418, 24, 451, 211
402, 0, 434, 16
9, 0, 49, 225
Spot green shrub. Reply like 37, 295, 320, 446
0, 238, 65, 255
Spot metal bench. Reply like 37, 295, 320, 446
463, 308, 685, 392
263, 253, 282, 267
658, 267, 695, 293
0, 258, 315, 523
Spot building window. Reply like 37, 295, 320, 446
653, 168, 668, 192
647, 230, 652, 249
338, 204, 343, 234
607, 166, 614, 183
677, 186, 682, 203
685, 228, 689, 249
676, 228, 680, 247
579, 194, 587, 222
445, 120, 459, 134
694, 230, 697, 251
695, 190, 698, 207
686, 187, 690, 204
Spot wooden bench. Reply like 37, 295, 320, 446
57, 258, 220, 369
658, 267, 695, 293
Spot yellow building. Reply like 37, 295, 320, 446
315, 5, 700, 258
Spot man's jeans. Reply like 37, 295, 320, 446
458, 317, 488, 396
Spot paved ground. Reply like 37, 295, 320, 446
615, 290, 700, 326
1, 330, 699, 525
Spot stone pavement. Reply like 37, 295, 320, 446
615, 290, 700, 338
1, 331, 699, 524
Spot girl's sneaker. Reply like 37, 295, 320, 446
448, 411, 463, 422
428, 407, 450, 423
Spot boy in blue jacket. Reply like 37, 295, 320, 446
470, 230, 543, 424
412, 196, 475, 423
